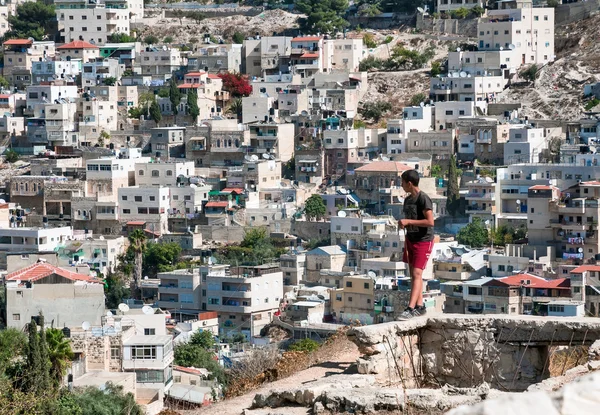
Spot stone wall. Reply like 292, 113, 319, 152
198, 224, 245, 243
555, 0, 600, 26
290, 219, 331, 242
416, 14, 478, 37
348, 315, 600, 392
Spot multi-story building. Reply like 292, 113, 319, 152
437, 0, 484, 14
149, 126, 186, 160
290, 36, 324, 78
3, 39, 56, 87
430, 72, 506, 103
56, 40, 100, 63
202, 266, 283, 341
81, 58, 125, 87
157, 268, 203, 314
386, 105, 433, 154
456, 117, 510, 164
189, 43, 242, 74
503, 125, 548, 164
5, 262, 104, 330
433, 246, 487, 281
122, 335, 174, 390
56, 0, 144, 45
135, 160, 195, 187
31, 59, 82, 84
465, 176, 495, 222
323, 37, 363, 72
0, 115, 25, 141
305, 245, 347, 283
279, 252, 306, 287
247, 122, 295, 162
331, 274, 375, 325
139, 45, 184, 77
243, 36, 293, 78
478, 4, 555, 65
118, 186, 170, 234
0, 227, 73, 253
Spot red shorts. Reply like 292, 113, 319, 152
402, 239, 434, 271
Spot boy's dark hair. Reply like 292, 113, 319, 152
401, 169, 420, 186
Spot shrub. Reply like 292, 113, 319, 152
143, 35, 159, 45
520, 64, 538, 82
288, 338, 320, 353
359, 101, 392, 121
363, 32, 377, 49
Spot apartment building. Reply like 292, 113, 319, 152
3, 39, 56, 87
56, 0, 144, 45
447, 49, 518, 80
118, 186, 170, 234
570, 265, 600, 317
247, 122, 295, 162
5, 262, 104, 330
351, 160, 412, 207
25, 84, 79, 117
465, 176, 495, 222
44, 101, 79, 147
85, 157, 138, 197
433, 246, 487, 281
331, 274, 375, 325
32, 60, 82, 84
478, 5, 555, 65
296, 149, 324, 185
189, 43, 242, 73
243, 36, 293, 77
0, 115, 25, 141
242, 96, 277, 124
430, 72, 506, 103
202, 266, 283, 341
503, 125, 547, 164
81, 58, 125, 87
456, 117, 510, 164
225, 159, 282, 192
323, 37, 363, 72
305, 245, 347, 283
122, 335, 174, 390
290, 36, 324, 78
77, 96, 119, 141
386, 105, 433, 154
57, 40, 100, 63
0, 227, 73, 253
157, 268, 202, 314
149, 126, 186, 160
279, 252, 306, 287
139, 45, 184, 77
135, 160, 194, 187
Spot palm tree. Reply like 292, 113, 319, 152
46, 328, 74, 386
226, 98, 243, 122
128, 229, 147, 299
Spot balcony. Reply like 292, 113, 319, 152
550, 219, 589, 231
476, 137, 492, 144
434, 270, 471, 281
367, 246, 382, 253
564, 236, 585, 245
465, 206, 492, 214
465, 192, 495, 200
205, 288, 252, 298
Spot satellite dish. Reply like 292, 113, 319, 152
516, 200, 521, 205
106, 311, 113, 317
417, 6, 424, 13
508, 44, 516, 50
578, 248, 584, 253
381, 156, 390, 161
262, 153, 270, 159
144, 275, 149, 280
284, 116, 292, 123
244, 155, 253, 162
250, 155, 259, 162
456, 47, 461, 52
300, 110, 309, 117
142, 305, 154, 315
81, 321, 91, 331
500, 47, 504, 51
460, 71, 467, 78
367, 271, 377, 279
337, 210, 347, 217
28, 37, 35, 42
118, 303, 130, 313
419, 102, 425, 107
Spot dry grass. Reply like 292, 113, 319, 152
548, 346, 589, 377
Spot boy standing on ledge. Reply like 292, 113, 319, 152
397, 169, 435, 320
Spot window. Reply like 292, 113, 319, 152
139, 170, 144, 176
12, 314, 20, 321
144, 328, 156, 335
364, 282, 369, 289
534, 16, 539, 21
121, 195, 128, 201
166, 170, 173, 176
498, 265, 505, 271
131, 345, 157, 360
110, 346, 120, 359
351, 226, 359, 232
346, 281, 353, 288
122, 209, 131, 214
152, 170, 159, 177
136, 370, 164, 383
549, 305, 565, 313
348, 296, 353, 302
134, 196, 142, 202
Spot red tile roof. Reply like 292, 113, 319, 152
222, 188, 244, 194
0, 94, 10, 99
571, 265, 600, 273
206, 201, 229, 208
173, 365, 209, 376
354, 161, 412, 173
207, 74, 221, 79
301, 53, 319, 59
500, 274, 571, 289
292, 36, 322, 42
127, 221, 146, 226
3, 39, 33, 46
581, 181, 600, 186
57, 40, 99, 50
178, 83, 203, 89
6, 262, 97, 283
529, 185, 556, 190
185, 72, 206, 76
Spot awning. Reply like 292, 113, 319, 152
222, 187, 244, 194
126, 221, 146, 226
206, 201, 228, 208
299, 160, 318, 164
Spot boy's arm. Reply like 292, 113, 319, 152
401, 209, 434, 228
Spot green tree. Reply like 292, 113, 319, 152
451, 7, 470, 19
296, 0, 349, 34
143, 35, 159, 45
0, 75, 10, 89
187, 89, 200, 123
359, 101, 392, 121
38, 314, 51, 392
46, 328, 73, 387
142, 242, 182, 277
0, 329, 27, 372
163, 36, 173, 44
521, 64, 538, 82
103, 77, 117, 86
104, 271, 131, 309
446, 155, 461, 217
232, 31, 245, 44
431, 164, 443, 179
4, 149, 20, 163
225, 97, 242, 121
470, 5, 485, 17
168, 77, 181, 116
186, 11, 206, 24
288, 338, 320, 353
430, 61, 442, 77
24, 318, 42, 394
128, 229, 147, 298
107, 33, 136, 43
363, 32, 377, 49
174, 345, 226, 384
409, 93, 428, 107
5, 1, 55, 41
70, 383, 143, 415
547, 0, 559, 7
149, 99, 162, 126
456, 218, 489, 248
304, 194, 327, 221
189, 330, 215, 350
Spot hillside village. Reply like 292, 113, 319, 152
1, 0, 600, 414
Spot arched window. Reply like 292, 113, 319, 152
235, 139, 240, 147
151, 170, 159, 177
139, 170, 144, 176
216, 139, 221, 148
166, 170, 173, 176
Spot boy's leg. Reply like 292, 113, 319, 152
408, 266, 423, 309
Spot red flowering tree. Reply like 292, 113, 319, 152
218, 72, 252, 97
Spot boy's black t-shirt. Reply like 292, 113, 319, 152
403, 191, 434, 243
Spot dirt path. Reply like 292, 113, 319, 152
183, 346, 361, 415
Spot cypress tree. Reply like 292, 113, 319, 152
149, 100, 162, 126
25, 318, 41, 394
446, 154, 460, 217
187, 89, 200, 124
169, 77, 181, 116
38, 313, 51, 392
